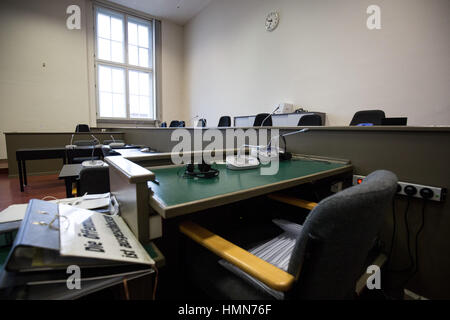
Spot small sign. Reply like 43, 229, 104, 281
59, 204, 154, 266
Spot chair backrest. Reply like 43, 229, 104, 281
218, 116, 232, 127
253, 114, 272, 127
178, 121, 186, 127
197, 119, 207, 127
75, 124, 90, 133
287, 170, 397, 299
298, 114, 322, 126
78, 166, 110, 195
160, 122, 168, 128
169, 121, 180, 127
350, 110, 386, 126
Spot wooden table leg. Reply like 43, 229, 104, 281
17, 160, 24, 192
64, 178, 73, 198
22, 160, 27, 186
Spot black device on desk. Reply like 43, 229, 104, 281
381, 117, 408, 126
183, 162, 219, 179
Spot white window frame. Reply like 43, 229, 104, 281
94, 5, 156, 123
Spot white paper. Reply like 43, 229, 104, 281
59, 204, 154, 266
0, 204, 28, 223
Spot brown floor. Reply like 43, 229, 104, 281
0, 172, 66, 211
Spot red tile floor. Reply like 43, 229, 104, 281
0, 172, 66, 211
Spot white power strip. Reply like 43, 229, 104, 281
353, 175, 446, 202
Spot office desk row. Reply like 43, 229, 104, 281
15, 145, 142, 192
104, 151, 353, 243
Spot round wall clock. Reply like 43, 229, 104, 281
265, 12, 280, 32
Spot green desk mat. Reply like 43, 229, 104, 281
148, 159, 347, 208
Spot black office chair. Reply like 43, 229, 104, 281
254, 114, 272, 127
350, 110, 386, 126
218, 116, 232, 127
178, 121, 186, 127
197, 119, 207, 128
179, 170, 398, 300
78, 166, 110, 196
161, 122, 168, 128
75, 124, 90, 133
297, 114, 322, 126
169, 121, 180, 127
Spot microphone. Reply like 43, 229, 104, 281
109, 134, 125, 148
189, 115, 200, 126
261, 105, 280, 127
266, 128, 310, 161
66, 134, 76, 149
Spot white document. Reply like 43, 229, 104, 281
0, 204, 28, 223
59, 204, 154, 266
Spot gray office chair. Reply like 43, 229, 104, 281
180, 170, 398, 299
78, 166, 110, 196
350, 110, 386, 126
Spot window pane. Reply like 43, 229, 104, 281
129, 95, 139, 117
97, 13, 110, 39
128, 70, 153, 119
129, 71, 139, 95
98, 65, 112, 92
110, 17, 123, 42
112, 93, 126, 118
138, 48, 149, 67
112, 68, 124, 94
98, 38, 111, 61
138, 25, 149, 48
99, 92, 113, 117
98, 65, 126, 118
128, 45, 138, 66
111, 40, 124, 63
139, 96, 151, 118
128, 22, 138, 45
139, 72, 150, 96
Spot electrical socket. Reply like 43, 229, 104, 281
353, 175, 446, 202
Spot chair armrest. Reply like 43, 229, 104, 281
179, 221, 295, 292
267, 194, 318, 211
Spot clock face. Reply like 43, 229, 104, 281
265, 12, 279, 32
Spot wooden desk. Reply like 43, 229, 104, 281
16, 148, 67, 192
147, 157, 352, 219
106, 152, 352, 242
58, 164, 83, 198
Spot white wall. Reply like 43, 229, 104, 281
184, 0, 450, 127
0, 0, 185, 159
161, 20, 187, 123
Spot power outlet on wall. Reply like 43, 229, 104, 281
353, 175, 446, 202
